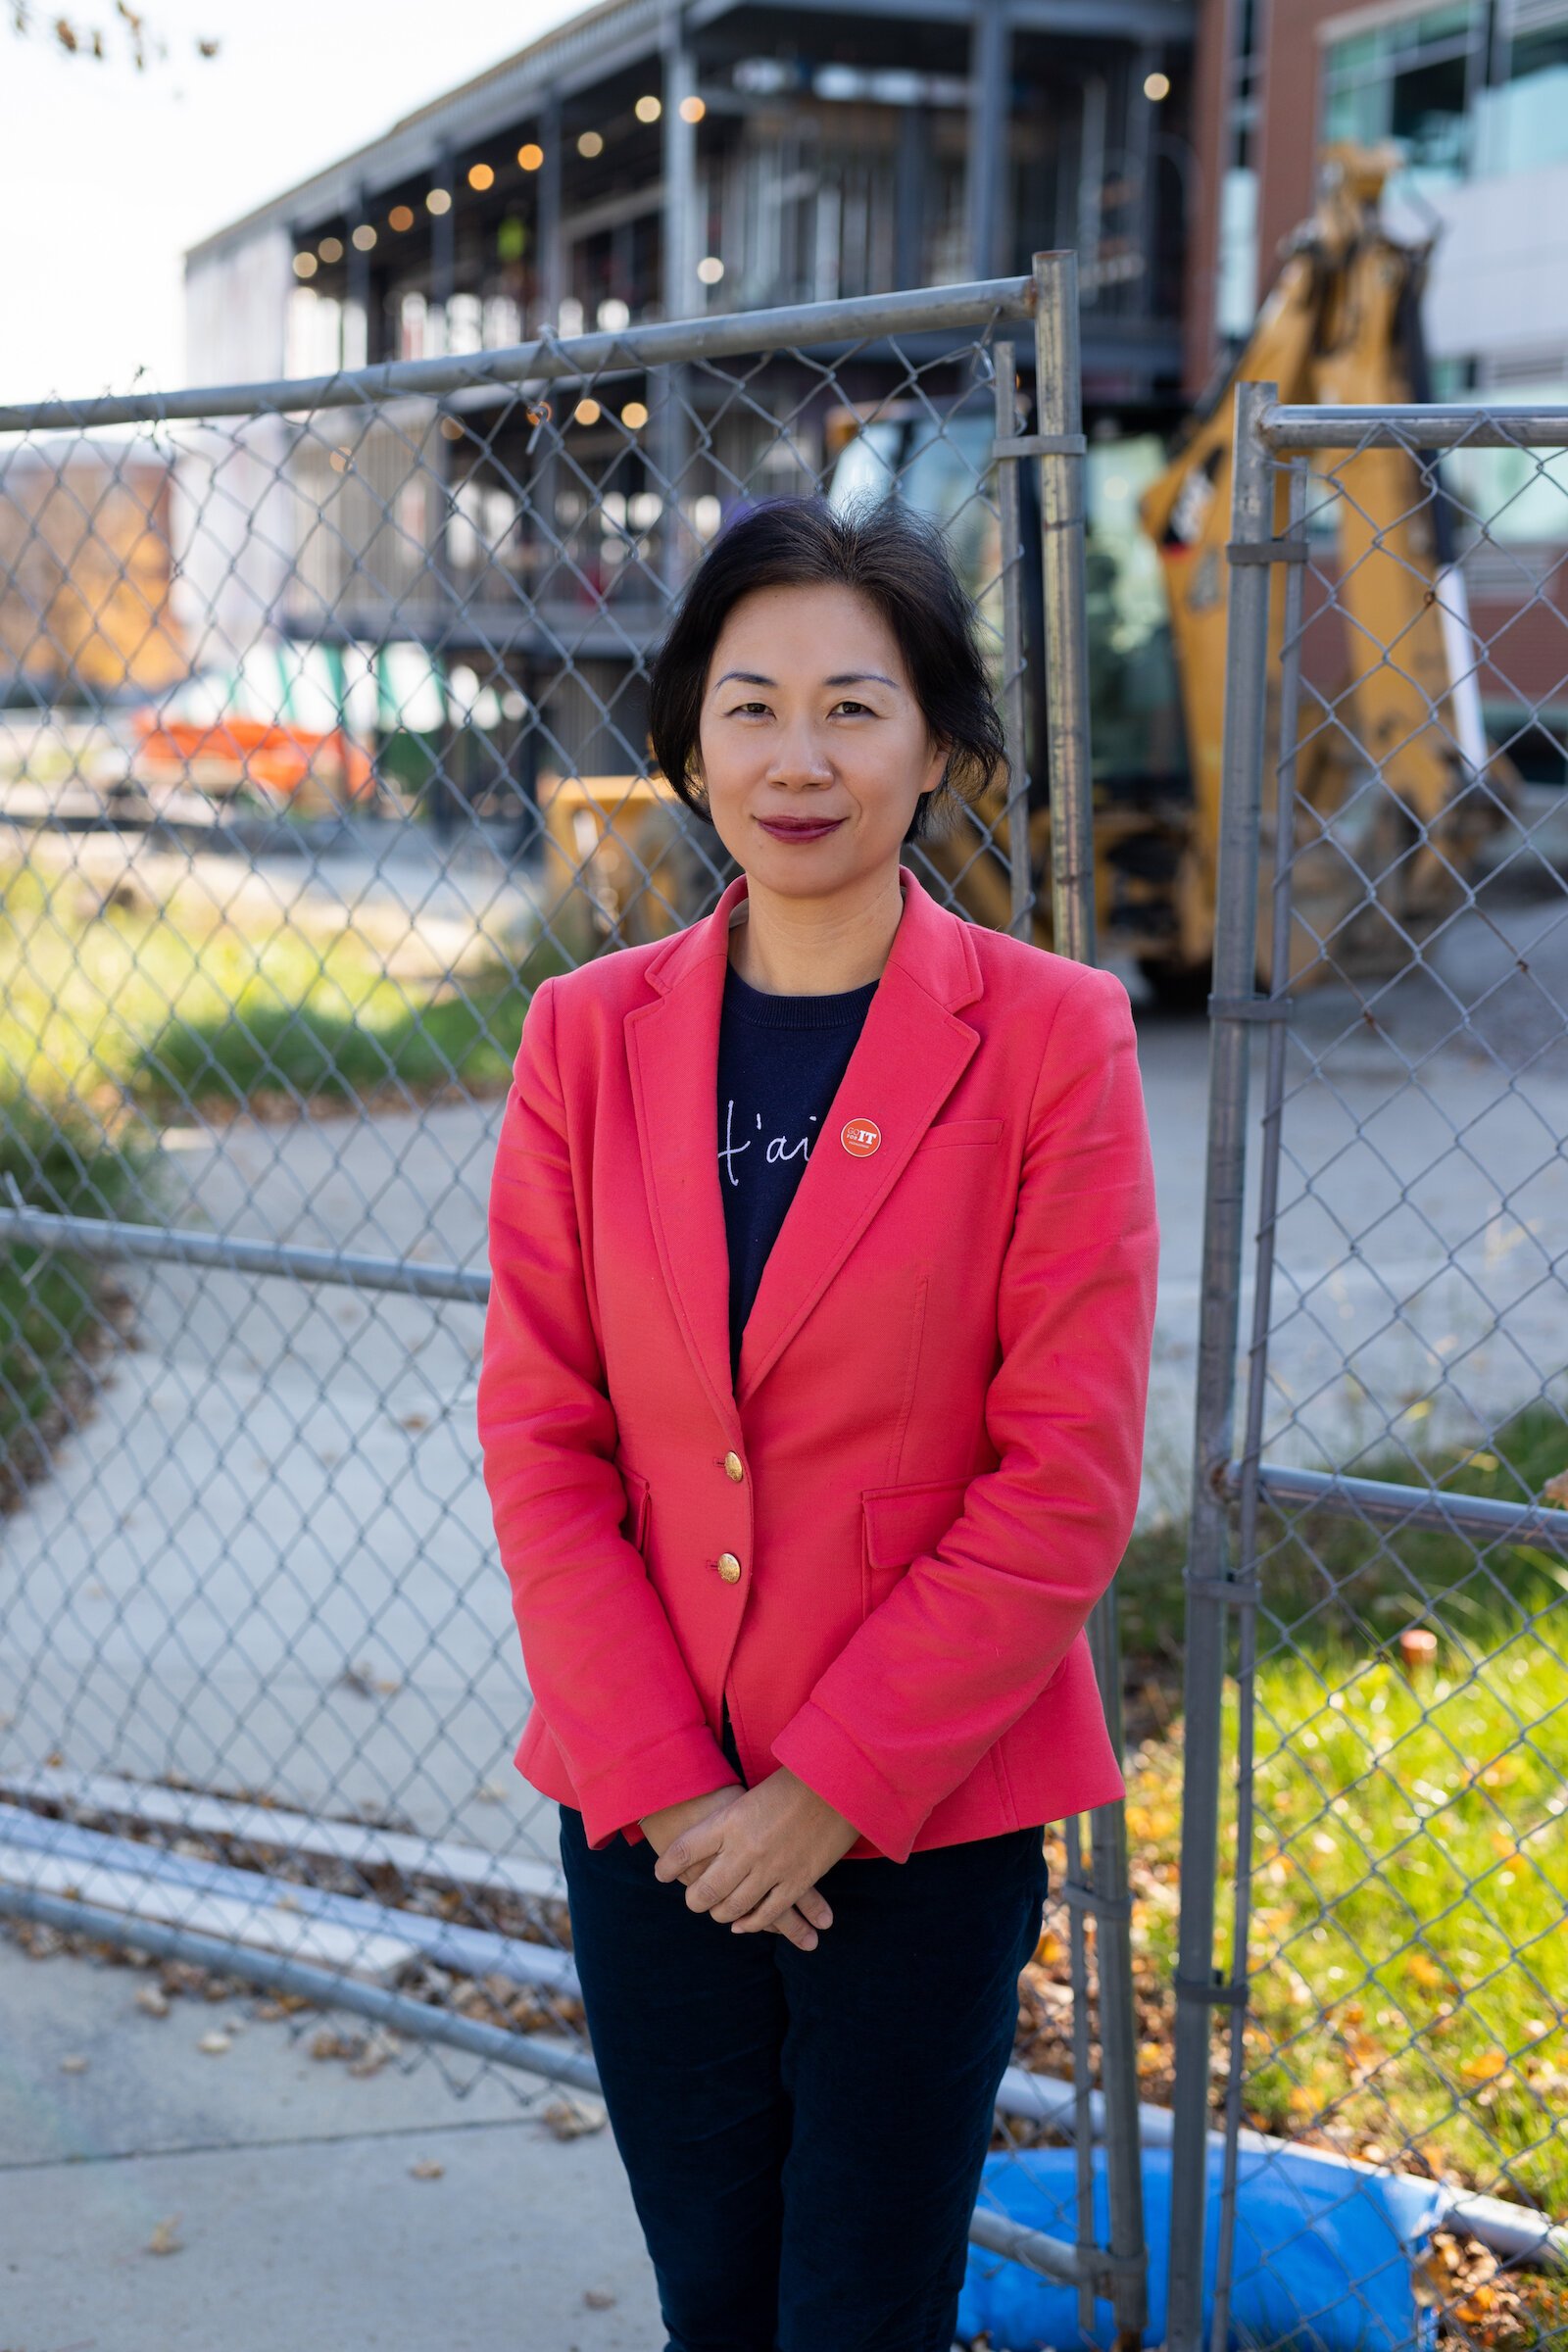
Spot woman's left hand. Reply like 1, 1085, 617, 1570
652, 1766, 861, 1933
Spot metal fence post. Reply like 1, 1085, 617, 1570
1207, 456, 1307, 2352
1165, 379, 1280, 2352
1032, 245, 1147, 2352
1030, 249, 1095, 965
990, 338, 1035, 943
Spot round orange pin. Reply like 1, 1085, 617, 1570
841, 1117, 881, 1157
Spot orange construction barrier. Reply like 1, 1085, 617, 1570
132, 713, 375, 803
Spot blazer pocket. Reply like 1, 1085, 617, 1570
860, 1473, 971, 1612
618, 1466, 652, 1554
920, 1117, 1004, 1149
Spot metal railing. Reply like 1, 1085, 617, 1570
0, 256, 1148, 2335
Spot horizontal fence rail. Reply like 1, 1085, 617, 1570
0, 276, 1038, 432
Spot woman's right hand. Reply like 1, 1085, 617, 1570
640, 1784, 834, 1951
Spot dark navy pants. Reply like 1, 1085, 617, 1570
557, 1714, 1049, 2352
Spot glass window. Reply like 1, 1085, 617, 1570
1322, 3, 1484, 190
1215, 166, 1259, 338
1473, 3, 1568, 173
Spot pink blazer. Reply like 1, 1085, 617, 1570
477, 861, 1159, 1863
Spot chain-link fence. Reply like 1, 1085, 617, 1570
1171, 384, 1568, 2352
0, 259, 1155, 2336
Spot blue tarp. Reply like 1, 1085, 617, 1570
958, 2140, 1452, 2352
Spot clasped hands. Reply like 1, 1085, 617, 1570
639, 1768, 860, 1952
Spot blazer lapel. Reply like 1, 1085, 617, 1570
625, 863, 985, 1422
624, 877, 747, 1435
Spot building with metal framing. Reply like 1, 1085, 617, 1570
186, 0, 1194, 396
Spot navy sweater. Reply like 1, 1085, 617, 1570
716, 959, 879, 1387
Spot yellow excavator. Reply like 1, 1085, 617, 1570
541, 144, 1510, 991
1133, 140, 1510, 991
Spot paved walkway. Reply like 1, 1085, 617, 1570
0, 1925, 664, 2351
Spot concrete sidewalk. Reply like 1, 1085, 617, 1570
0, 1927, 664, 2352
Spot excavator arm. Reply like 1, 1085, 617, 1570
1140, 143, 1509, 988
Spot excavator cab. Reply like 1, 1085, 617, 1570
823, 392, 1188, 953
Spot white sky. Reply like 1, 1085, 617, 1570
2, 0, 583, 402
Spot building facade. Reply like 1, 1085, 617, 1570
187, 0, 1194, 398
1188, 0, 1568, 401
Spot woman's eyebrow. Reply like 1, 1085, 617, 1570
710, 668, 898, 690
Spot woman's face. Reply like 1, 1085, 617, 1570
695, 582, 948, 897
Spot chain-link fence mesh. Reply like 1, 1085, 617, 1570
0, 270, 1157, 2332
1171, 389, 1568, 2352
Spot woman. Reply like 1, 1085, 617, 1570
476, 496, 1158, 2352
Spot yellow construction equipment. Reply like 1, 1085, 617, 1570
1137, 140, 1509, 991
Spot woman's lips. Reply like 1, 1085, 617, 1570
757, 817, 844, 841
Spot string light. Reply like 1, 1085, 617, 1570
426, 187, 452, 215
318, 236, 343, 263
577, 129, 604, 157
468, 162, 495, 190
621, 401, 649, 429
697, 255, 724, 284
1144, 70, 1170, 99
351, 223, 377, 250
293, 252, 318, 279
634, 94, 662, 122
389, 204, 414, 231
517, 141, 544, 171
574, 398, 602, 425
679, 95, 705, 123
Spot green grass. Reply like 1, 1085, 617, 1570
1118, 1401, 1568, 1671
0, 1093, 159, 1510
0, 846, 565, 1494
0, 854, 569, 1115
1120, 1400, 1568, 2221
1129, 1633, 1568, 2211
131, 970, 535, 1111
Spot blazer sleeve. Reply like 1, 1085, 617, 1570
476, 975, 737, 1849
769, 963, 1159, 1862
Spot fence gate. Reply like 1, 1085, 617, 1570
1171, 382, 1568, 2352
0, 257, 1149, 2336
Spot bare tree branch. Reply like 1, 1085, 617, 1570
9, 1, 218, 64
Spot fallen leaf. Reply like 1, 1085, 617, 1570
348, 2028, 402, 2079
410, 2158, 445, 2180
59, 2053, 89, 2073
583, 2286, 617, 2309
135, 1984, 171, 2017
147, 2216, 182, 2255
543, 2095, 607, 2139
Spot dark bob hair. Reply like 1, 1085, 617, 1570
646, 495, 1006, 846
